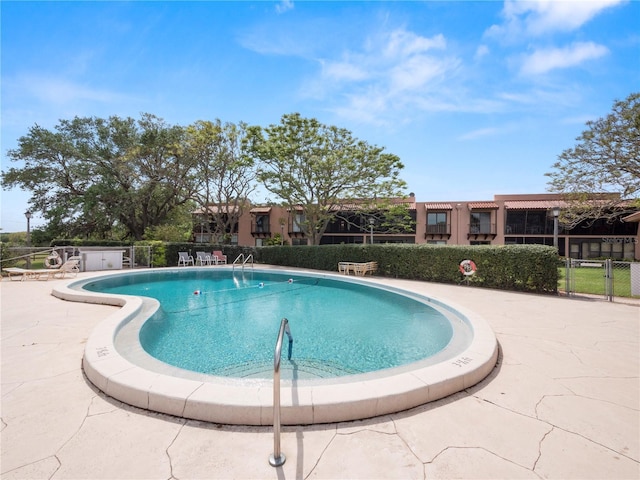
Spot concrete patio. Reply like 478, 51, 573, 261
1, 270, 638, 479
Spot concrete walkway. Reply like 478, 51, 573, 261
1, 271, 638, 479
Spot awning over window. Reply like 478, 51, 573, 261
468, 202, 499, 209
622, 211, 640, 222
249, 206, 272, 214
505, 201, 567, 210
424, 203, 453, 210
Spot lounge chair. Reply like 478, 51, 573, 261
338, 262, 355, 275
212, 250, 227, 265
353, 261, 378, 276
3, 259, 80, 281
195, 252, 211, 266
178, 252, 195, 266
338, 261, 377, 276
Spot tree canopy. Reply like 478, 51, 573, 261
546, 92, 640, 225
3, 112, 408, 244
184, 119, 256, 243
245, 113, 408, 244
2, 114, 198, 240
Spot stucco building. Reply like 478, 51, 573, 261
193, 193, 640, 260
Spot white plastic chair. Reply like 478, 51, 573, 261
195, 252, 211, 266
178, 252, 194, 266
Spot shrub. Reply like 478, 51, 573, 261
256, 244, 558, 294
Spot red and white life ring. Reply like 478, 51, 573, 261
45, 251, 63, 268
459, 259, 477, 276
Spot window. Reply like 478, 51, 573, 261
470, 212, 492, 234
292, 213, 305, 233
505, 210, 555, 235
571, 238, 637, 259
254, 215, 269, 233
427, 212, 448, 234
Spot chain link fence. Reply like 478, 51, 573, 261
564, 259, 640, 302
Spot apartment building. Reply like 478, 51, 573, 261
193, 193, 640, 260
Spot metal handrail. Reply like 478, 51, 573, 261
269, 318, 293, 467
232, 253, 254, 270
232, 253, 244, 269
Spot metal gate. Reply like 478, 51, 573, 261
131, 245, 152, 268
565, 259, 639, 302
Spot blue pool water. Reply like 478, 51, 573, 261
83, 269, 456, 379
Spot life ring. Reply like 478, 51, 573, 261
45, 251, 63, 268
459, 259, 477, 276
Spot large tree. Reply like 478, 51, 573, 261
183, 120, 256, 243
546, 92, 640, 226
245, 113, 408, 245
2, 114, 198, 240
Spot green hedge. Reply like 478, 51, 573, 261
255, 244, 559, 294
49, 239, 558, 293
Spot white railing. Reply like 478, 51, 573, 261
232, 253, 254, 270
269, 318, 293, 467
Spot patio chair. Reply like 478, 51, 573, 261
195, 252, 211, 266
3, 258, 80, 281
212, 250, 227, 265
338, 262, 355, 275
178, 252, 194, 266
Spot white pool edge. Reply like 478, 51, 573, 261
53, 267, 498, 425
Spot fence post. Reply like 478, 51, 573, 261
631, 263, 640, 296
605, 259, 613, 302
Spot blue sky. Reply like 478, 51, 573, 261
2, 0, 638, 231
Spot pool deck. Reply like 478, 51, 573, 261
1, 268, 639, 479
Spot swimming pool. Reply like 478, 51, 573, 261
82, 269, 459, 380
54, 266, 498, 425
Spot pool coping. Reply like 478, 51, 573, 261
52, 266, 498, 425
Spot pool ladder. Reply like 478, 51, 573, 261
232, 253, 254, 270
269, 318, 293, 467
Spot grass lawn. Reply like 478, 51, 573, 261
558, 265, 637, 298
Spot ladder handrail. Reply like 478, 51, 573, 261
232, 253, 254, 270
269, 318, 293, 467
232, 253, 244, 269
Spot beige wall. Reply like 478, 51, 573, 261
207, 193, 640, 259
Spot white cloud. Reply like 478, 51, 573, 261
488, 0, 625, 40
520, 41, 609, 75
32, 78, 126, 105
330, 89, 390, 126
458, 127, 503, 141
4, 73, 130, 106
310, 28, 461, 124
321, 59, 370, 82
519, 0, 624, 35
475, 45, 490, 60
383, 31, 446, 58
1, 73, 138, 130
389, 55, 458, 93
275, 0, 294, 14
